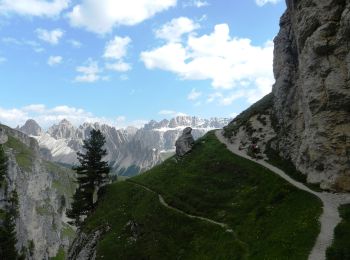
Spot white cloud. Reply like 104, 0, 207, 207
255, 0, 281, 6
75, 59, 101, 83
141, 23, 274, 104
36, 28, 64, 45
183, 0, 209, 8
23, 104, 46, 113
155, 17, 200, 42
67, 0, 177, 34
105, 62, 131, 72
158, 110, 187, 117
47, 55, 62, 66
187, 88, 202, 100
103, 36, 131, 60
68, 39, 82, 48
103, 36, 132, 72
0, 0, 69, 17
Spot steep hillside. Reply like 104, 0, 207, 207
224, 0, 350, 190
0, 124, 76, 259
69, 132, 322, 259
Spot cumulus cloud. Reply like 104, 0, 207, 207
75, 59, 101, 83
0, 0, 69, 17
103, 36, 132, 72
47, 55, 62, 66
36, 28, 64, 45
67, 0, 177, 34
255, 0, 281, 6
141, 23, 274, 104
0, 104, 146, 129
155, 17, 200, 42
187, 88, 202, 100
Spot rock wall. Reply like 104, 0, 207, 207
272, 0, 350, 189
0, 124, 76, 259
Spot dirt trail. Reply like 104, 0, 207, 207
215, 130, 350, 260
128, 181, 233, 233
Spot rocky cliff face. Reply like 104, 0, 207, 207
225, 0, 350, 190
0, 124, 76, 259
273, 0, 350, 189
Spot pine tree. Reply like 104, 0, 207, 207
67, 129, 110, 226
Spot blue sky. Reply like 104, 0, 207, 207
0, 0, 286, 128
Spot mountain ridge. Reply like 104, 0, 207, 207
18, 116, 231, 176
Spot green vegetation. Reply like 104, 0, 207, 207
83, 132, 322, 259
61, 223, 75, 240
4, 135, 34, 172
67, 129, 110, 226
84, 182, 247, 260
223, 93, 273, 138
0, 190, 20, 260
326, 204, 350, 260
50, 247, 65, 260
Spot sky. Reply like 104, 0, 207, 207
0, 0, 286, 129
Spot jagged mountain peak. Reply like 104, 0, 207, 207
18, 119, 42, 136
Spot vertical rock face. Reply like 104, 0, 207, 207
273, 0, 350, 189
0, 124, 76, 259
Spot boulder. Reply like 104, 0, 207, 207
175, 127, 194, 157
0, 128, 8, 144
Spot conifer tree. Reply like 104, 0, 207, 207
67, 129, 110, 226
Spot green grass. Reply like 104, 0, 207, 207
132, 132, 322, 259
82, 132, 322, 259
84, 182, 247, 260
326, 204, 350, 260
4, 135, 34, 172
61, 223, 76, 240
44, 161, 76, 198
50, 247, 65, 260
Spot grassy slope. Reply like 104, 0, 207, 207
85, 132, 322, 260
85, 182, 247, 259
326, 204, 350, 260
4, 135, 34, 172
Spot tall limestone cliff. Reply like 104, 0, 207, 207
0, 124, 76, 259
273, 0, 350, 189
225, 0, 350, 190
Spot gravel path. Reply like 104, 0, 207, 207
128, 181, 233, 233
215, 130, 350, 260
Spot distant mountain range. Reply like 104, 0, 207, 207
17, 116, 231, 176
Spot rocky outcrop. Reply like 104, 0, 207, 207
68, 226, 109, 260
175, 127, 195, 157
272, 0, 350, 190
0, 124, 76, 259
